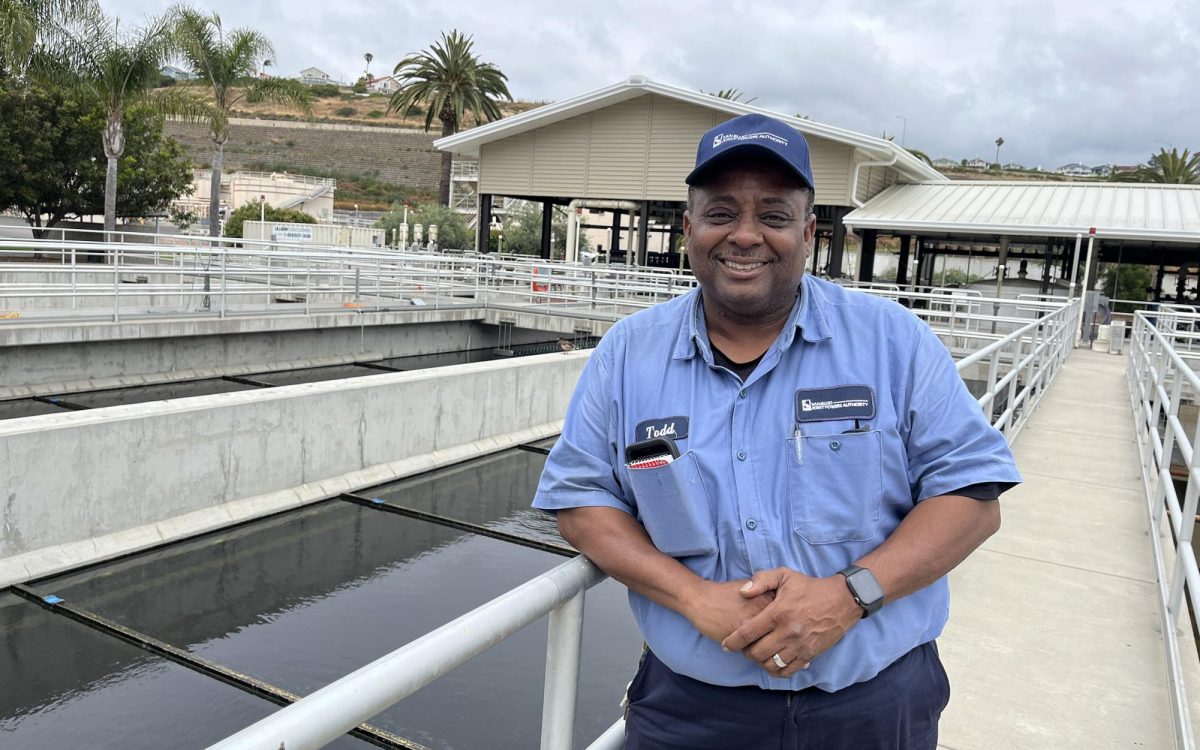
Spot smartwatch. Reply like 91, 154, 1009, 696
838, 565, 884, 618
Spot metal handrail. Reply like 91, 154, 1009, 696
1127, 311, 1200, 750
207, 555, 606, 750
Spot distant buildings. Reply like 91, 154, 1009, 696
1055, 162, 1092, 177
299, 67, 334, 85
1002, 161, 1025, 171
160, 65, 195, 81
932, 157, 958, 169
963, 157, 988, 171
366, 75, 400, 95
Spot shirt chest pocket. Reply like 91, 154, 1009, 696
786, 430, 883, 544
626, 451, 717, 558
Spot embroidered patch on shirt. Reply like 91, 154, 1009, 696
634, 416, 689, 442
794, 385, 876, 422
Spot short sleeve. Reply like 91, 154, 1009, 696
532, 339, 633, 515
903, 320, 1023, 502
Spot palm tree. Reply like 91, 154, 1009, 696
388, 29, 512, 206
906, 147, 933, 166
994, 137, 1004, 165
363, 51, 372, 77
35, 8, 197, 238
172, 5, 311, 236
707, 87, 757, 104
0, 0, 90, 73
1112, 147, 1200, 184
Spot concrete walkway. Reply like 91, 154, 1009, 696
940, 347, 1200, 749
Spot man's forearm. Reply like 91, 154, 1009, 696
556, 505, 774, 642
557, 505, 703, 613
857, 494, 1001, 603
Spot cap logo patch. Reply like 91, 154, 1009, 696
713, 131, 789, 149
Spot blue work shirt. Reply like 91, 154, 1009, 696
533, 274, 1022, 692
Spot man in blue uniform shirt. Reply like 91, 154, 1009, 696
533, 113, 1021, 749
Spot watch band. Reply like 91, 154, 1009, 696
838, 564, 884, 618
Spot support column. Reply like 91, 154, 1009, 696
914, 240, 929, 288
637, 202, 650, 266
1155, 264, 1166, 302
539, 200, 553, 260
828, 207, 849, 277
610, 210, 622, 263
995, 237, 1010, 297
896, 235, 911, 286
1177, 262, 1188, 300
477, 193, 493, 253
856, 229, 877, 282
1040, 240, 1053, 295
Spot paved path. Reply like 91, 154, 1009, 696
940, 347, 1200, 749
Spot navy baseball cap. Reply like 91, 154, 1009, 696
686, 113, 814, 191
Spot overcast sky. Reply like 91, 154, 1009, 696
101, 0, 1199, 168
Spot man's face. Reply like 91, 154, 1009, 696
684, 157, 816, 325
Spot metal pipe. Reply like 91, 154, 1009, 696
541, 590, 586, 750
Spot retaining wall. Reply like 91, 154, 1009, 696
0, 352, 589, 586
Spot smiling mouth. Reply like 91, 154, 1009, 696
718, 258, 769, 272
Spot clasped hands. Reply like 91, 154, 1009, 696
687, 568, 862, 678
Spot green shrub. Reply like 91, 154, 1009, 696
366, 110, 384, 118
334, 106, 356, 117
352, 77, 368, 94
405, 104, 423, 117
309, 83, 341, 98
224, 201, 317, 238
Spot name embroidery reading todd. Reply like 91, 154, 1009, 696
634, 416, 689, 442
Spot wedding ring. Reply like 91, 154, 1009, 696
772, 653, 788, 669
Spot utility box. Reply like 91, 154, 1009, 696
1108, 320, 1126, 354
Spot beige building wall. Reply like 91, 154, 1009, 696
479, 94, 862, 205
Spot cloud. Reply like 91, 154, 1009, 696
98, 0, 1200, 167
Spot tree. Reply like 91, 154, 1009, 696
1111, 147, 1200, 184
1100, 263, 1152, 311
0, 82, 192, 237
34, 7, 196, 239
499, 202, 579, 259
172, 5, 312, 236
222, 200, 315, 238
994, 136, 1004, 164
906, 147, 933, 166
706, 87, 757, 104
363, 51, 372, 77
387, 29, 512, 206
0, 0, 89, 73
375, 202, 472, 249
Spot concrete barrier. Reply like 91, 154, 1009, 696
0, 351, 589, 586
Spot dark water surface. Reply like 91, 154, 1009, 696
2, 447, 642, 749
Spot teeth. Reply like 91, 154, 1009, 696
723, 260, 765, 271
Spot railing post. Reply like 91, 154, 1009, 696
305, 257, 312, 316
112, 244, 121, 322
70, 247, 77, 311
220, 249, 228, 318
541, 590, 586, 750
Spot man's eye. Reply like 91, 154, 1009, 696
762, 214, 792, 224
706, 211, 734, 222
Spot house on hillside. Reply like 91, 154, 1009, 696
367, 75, 400, 95
1091, 164, 1114, 177
932, 157, 958, 169
964, 157, 988, 171
1003, 161, 1025, 171
1056, 162, 1092, 177
299, 67, 333, 85
161, 65, 195, 81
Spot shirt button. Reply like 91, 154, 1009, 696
830, 440, 841, 452
738, 389, 747, 399
736, 450, 747, 461
745, 519, 757, 530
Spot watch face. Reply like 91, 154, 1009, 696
848, 568, 884, 607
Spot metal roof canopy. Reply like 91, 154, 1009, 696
845, 181, 1200, 245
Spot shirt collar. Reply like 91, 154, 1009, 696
671, 275, 833, 362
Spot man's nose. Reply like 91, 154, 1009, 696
726, 214, 762, 249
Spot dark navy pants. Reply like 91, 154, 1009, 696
624, 642, 950, 750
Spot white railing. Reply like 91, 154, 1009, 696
1127, 311, 1200, 750
200, 295, 1076, 750
206, 555, 608, 750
